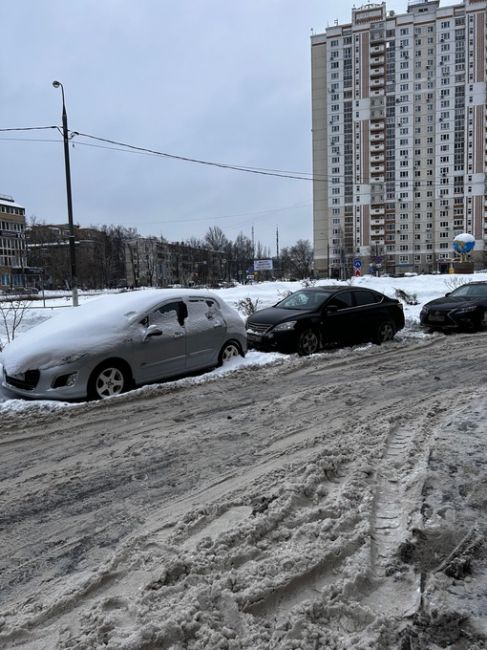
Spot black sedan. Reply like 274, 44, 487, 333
420, 281, 487, 332
246, 286, 405, 355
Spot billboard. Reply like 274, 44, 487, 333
253, 259, 273, 271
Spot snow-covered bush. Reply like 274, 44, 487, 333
444, 276, 466, 292
234, 297, 261, 316
0, 298, 31, 350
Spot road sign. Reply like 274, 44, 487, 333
354, 268, 361, 277
254, 259, 273, 271
353, 258, 362, 270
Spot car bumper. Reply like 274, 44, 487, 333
247, 330, 296, 353
420, 311, 484, 330
2, 361, 92, 401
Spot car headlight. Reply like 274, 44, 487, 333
272, 320, 297, 332
453, 305, 477, 314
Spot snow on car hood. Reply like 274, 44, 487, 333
1, 290, 184, 375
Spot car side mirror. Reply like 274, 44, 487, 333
144, 324, 163, 340
445, 292, 451, 297
326, 305, 338, 314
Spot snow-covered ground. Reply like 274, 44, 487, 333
0, 272, 481, 411
2, 274, 487, 649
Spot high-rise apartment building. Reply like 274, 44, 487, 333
311, 0, 487, 277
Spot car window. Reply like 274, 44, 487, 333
354, 290, 380, 306
187, 298, 219, 321
150, 301, 184, 326
327, 291, 354, 310
451, 284, 487, 298
278, 290, 332, 310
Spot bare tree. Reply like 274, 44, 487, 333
280, 240, 314, 279
205, 226, 228, 251
186, 236, 205, 249
0, 298, 31, 350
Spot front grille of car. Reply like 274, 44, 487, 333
246, 321, 273, 334
5, 369, 40, 390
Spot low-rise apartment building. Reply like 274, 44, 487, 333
0, 194, 28, 289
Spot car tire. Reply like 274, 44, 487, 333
374, 320, 396, 344
297, 328, 320, 356
218, 341, 242, 367
87, 361, 131, 400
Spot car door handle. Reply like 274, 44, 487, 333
213, 322, 223, 328
174, 331, 184, 337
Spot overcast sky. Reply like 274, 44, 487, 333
2, 0, 420, 251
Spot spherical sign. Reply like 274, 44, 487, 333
452, 233, 475, 255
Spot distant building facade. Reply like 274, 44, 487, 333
0, 194, 28, 289
26, 224, 121, 290
312, 0, 487, 276
124, 238, 226, 287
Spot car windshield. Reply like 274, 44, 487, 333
450, 284, 487, 298
277, 290, 333, 310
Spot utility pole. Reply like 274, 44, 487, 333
52, 80, 78, 306
276, 226, 280, 279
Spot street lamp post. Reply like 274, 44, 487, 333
52, 80, 78, 307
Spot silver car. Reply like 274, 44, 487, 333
1, 289, 247, 400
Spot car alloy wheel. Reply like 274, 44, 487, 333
375, 321, 395, 344
88, 362, 129, 399
297, 328, 319, 356
218, 341, 241, 366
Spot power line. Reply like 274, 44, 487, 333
0, 125, 477, 190
0, 126, 57, 132
70, 130, 319, 181
0, 125, 330, 180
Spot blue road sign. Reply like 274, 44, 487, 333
353, 258, 362, 269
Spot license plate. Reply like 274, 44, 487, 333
428, 313, 444, 322
247, 332, 262, 342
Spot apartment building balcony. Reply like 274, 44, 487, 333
371, 206, 385, 216
371, 142, 385, 153
370, 77, 385, 88
371, 227, 385, 236
370, 120, 385, 132
371, 153, 385, 163
370, 44, 385, 54
370, 31, 384, 45
370, 66, 385, 77
370, 56, 385, 68
370, 237, 385, 245
371, 163, 385, 173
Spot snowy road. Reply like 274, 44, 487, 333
1, 333, 487, 649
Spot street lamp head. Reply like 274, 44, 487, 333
52, 80, 61, 88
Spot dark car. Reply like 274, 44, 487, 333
420, 281, 487, 332
246, 286, 405, 355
